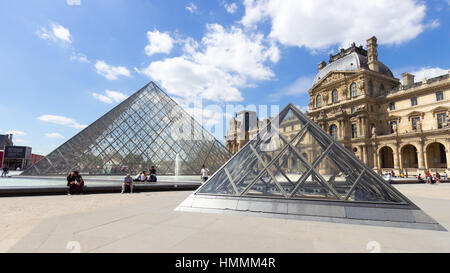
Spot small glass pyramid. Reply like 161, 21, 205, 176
22, 82, 231, 176
197, 104, 410, 205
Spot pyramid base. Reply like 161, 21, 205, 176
175, 194, 446, 231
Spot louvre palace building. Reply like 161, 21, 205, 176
225, 36, 450, 176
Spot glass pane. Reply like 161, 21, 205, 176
313, 146, 364, 198
293, 172, 338, 200
244, 170, 284, 197
348, 172, 406, 203
198, 169, 235, 195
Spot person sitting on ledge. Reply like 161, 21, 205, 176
149, 166, 157, 182
74, 171, 85, 194
140, 171, 147, 182
122, 174, 134, 193
67, 171, 84, 195
134, 172, 142, 182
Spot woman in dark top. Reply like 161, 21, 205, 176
67, 171, 77, 195
67, 171, 84, 195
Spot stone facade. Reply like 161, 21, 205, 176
307, 36, 450, 175
225, 36, 450, 176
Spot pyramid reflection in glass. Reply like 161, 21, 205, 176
22, 82, 231, 176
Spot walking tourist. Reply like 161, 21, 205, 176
1, 166, 8, 177
444, 171, 448, 181
149, 166, 157, 182
387, 172, 392, 184
418, 173, 423, 183
200, 165, 210, 183
121, 174, 134, 193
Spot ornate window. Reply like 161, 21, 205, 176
351, 106, 356, 114
412, 117, 420, 131
368, 80, 373, 95
316, 95, 322, 108
389, 102, 396, 111
329, 124, 338, 140
351, 124, 358, 138
411, 97, 418, 106
350, 82, 357, 98
332, 89, 338, 103
437, 113, 446, 129
436, 91, 444, 101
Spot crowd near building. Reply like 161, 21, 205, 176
225, 36, 450, 176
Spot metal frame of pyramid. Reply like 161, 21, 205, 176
176, 104, 445, 231
22, 82, 231, 176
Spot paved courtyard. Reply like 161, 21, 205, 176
2, 184, 450, 253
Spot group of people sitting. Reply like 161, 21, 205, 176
134, 166, 158, 182
121, 166, 158, 194
418, 171, 448, 184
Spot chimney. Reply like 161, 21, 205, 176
9, 134, 13, 144
318, 61, 326, 71
367, 36, 379, 72
402, 73, 415, 86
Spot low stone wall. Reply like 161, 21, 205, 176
0, 182, 201, 197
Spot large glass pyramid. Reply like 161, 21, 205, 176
177, 104, 444, 231
22, 82, 231, 176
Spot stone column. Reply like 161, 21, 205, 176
362, 145, 368, 165
373, 145, 381, 173
417, 141, 425, 175
446, 144, 450, 173
393, 144, 401, 174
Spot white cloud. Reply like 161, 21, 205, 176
92, 90, 128, 104
145, 30, 174, 56
14, 139, 30, 145
67, 0, 81, 5
268, 76, 314, 102
37, 22, 72, 44
95, 60, 131, 80
241, 0, 434, 50
224, 2, 238, 14
37, 115, 87, 129
45, 133, 65, 139
136, 24, 279, 103
408, 67, 449, 83
6, 130, 27, 136
70, 52, 89, 63
186, 3, 198, 13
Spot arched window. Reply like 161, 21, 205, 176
316, 95, 322, 108
350, 82, 357, 98
329, 124, 338, 140
332, 89, 338, 103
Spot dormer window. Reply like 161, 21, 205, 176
350, 82, 357, 98
316, 95, 322, 108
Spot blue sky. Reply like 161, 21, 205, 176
0, 0, 449, 155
